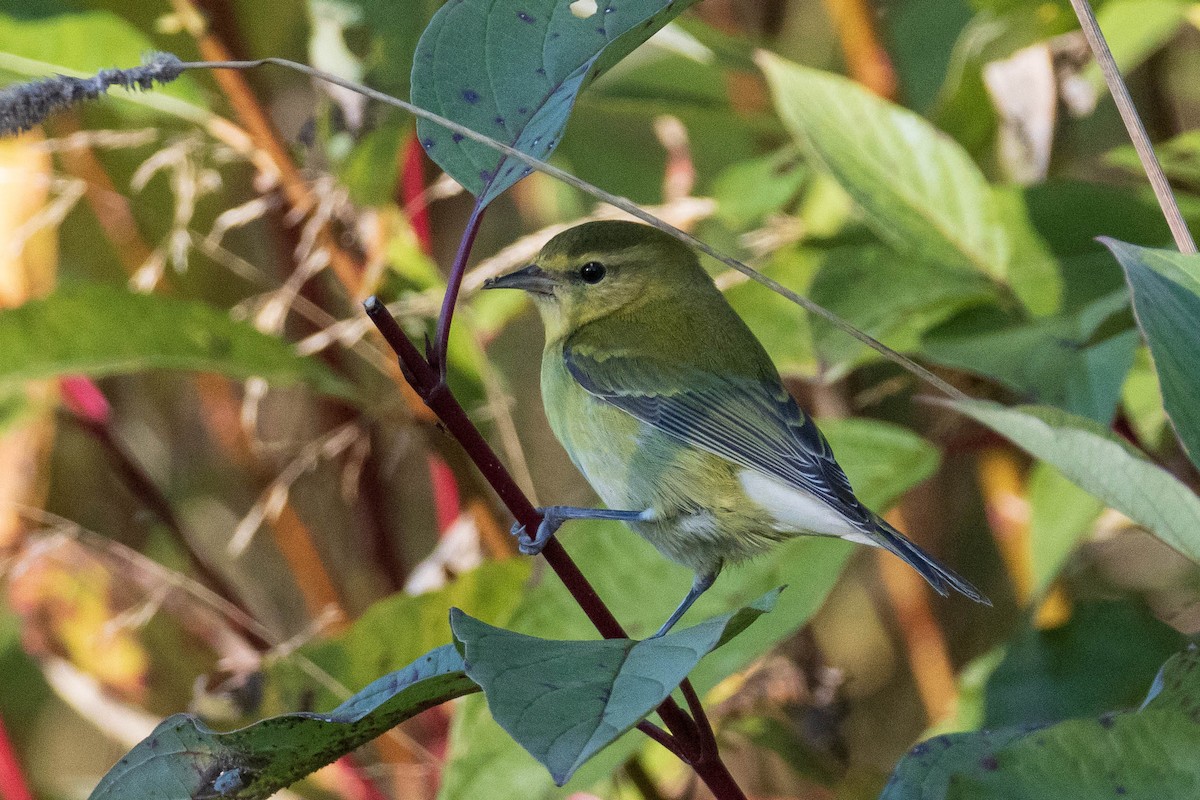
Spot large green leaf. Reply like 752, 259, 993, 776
452, 590, 778, 785
0, 284, 351, 398
884, 648, 1200, 799
90, 645, 476, 800
923, 290, 1137, 423
808, 244, 995, 371
1026, 463, 1103, 598
440, 419, 944, 799
1103, 239, 1200, 470
757, 52, 1056, 312
983, 601, 1185, 728
949, 400, 1200, 566
412, 0, 700, 206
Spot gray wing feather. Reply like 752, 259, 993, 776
563, 350, 877, 533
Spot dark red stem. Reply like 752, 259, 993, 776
433, 201, 486, 380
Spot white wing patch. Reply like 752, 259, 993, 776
738, 469, 878, 547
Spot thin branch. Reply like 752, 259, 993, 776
1068, 0, 1197, 254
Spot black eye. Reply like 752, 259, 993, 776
579, 261, 606, 284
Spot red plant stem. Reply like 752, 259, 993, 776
0, 716, 33, 800
433, 202, 486, 379
364, 299, 750, 798
400, 135, 433, 254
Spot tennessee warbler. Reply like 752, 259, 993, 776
484, 221, 988, 637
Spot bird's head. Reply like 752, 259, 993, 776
483, 220, 704, 340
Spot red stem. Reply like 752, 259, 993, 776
400, 134, 433, 254
0, 716, 33, 800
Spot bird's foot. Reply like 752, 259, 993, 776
510, 507, 568, 555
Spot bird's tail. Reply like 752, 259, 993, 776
871, 517, 991, 606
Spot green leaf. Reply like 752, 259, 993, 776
923, 290, 1137, 423
1107, 130, 1200, 186
984, 601, 1185, 728
1083, 0, 1188, 89
1102, 239, 1200, 470
90, 645, 476, 800
885, 648, 1200, 800
450, 590, 779, 785
412, 0, 701, 206
439, 419, 941, 799
757, 52, 1044, 300
0, 284, 351, 398
712, 147, 807, 228
949, 400, 1200, 566
270, 560, 531, 711
1026, 464, 1103, 598
809, 244, 995, 371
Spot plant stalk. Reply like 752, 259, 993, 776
1068, 0, 1197, 253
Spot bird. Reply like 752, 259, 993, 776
482, 220, 989, 637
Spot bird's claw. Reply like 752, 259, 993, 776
510, 508, 566, 555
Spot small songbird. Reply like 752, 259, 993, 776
484, 221, 988, 637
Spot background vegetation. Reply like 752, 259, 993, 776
1, 0, 1199, 798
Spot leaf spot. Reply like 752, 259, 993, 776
461, 89, 480, 104
979, 755, 999, 771
494, 115, 506, 126
452, 133, 464, 143
421, 137, 435, 149
517, 11, 536, 23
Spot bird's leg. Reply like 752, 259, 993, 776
511, 506, 652, 555
651, 571, 718, 639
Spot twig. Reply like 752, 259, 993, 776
1068, 0, 1197, 253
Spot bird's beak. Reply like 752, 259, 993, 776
482, 264, 557, 296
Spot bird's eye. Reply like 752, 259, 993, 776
579, 261, 606, 284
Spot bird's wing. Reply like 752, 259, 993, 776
563, 345, 877, 533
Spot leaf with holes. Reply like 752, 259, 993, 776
89, 645, 476, 800
451, 589, 780, 785
1102, 239, 1200, 471
412, 0, 701, 206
